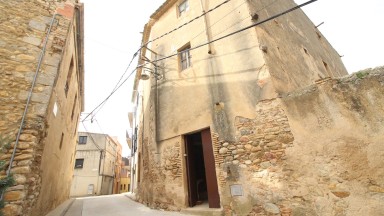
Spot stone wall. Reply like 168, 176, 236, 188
137, 137, 184, 211
215, 67, 384, 216
279, 67, 384, 216
208, 68, 384, 216
215, 99, 294, 215
0, 1, 83, 215
131, 0, 379, 214
249, 0, 348, 93
135, 67, 384, 216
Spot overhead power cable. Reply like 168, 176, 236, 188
142, 0, 318, 66
209, 0, 282, 39
81, 121, 103, 151
83, 0, 317, 122
109, 0, 231, 91
156, 0, 281, 78
146, 0, 231, 44
190, 0, 249, 42
82, 0, 231, 122
81, 67, 137, 122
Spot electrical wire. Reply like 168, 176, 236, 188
104, 0, 231, 93
81, 121, 103, 151
149, 0, 281, 78
146, 0, 231, 45
95, 119, 106, 135
82, 0, 317, 122
210, 0, 282, 39
141, 0, 318, 66
81, 67, 138, 122
82, 0, 232, 122
189, 0, 249, 42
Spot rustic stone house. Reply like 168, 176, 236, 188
70, 132, 120, 197
129, 0, 384, 215
0, 1, 84, 215
113, 140, 123, 194
120, 158, 131, 193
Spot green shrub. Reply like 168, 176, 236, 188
0, 136, 15, 216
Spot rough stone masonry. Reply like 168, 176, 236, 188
0, 1, 83, 215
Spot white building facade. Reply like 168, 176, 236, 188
70, 132, 119, 196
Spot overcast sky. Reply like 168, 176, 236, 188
79, 0, 384, 156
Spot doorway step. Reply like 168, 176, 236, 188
180, 203, 223, 216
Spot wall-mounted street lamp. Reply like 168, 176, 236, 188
139, 66, 162, 80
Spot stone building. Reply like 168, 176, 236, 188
0, 1, 84, 215
70, 132, 120, 197
120, 158, 131, 193
113, 140, 122, 194
128, 0, 381, 215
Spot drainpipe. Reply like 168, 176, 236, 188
141, 48, 160, 150
96, 150, 103, 195
154, 54, 159, 146
141, 94, 144, 155
130, 90, 140, 192
0, 13, 58, 201
199, 0, 213, 54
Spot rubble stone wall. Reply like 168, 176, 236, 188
0, 1, 82, 215
136, 68, 384, 216
137, 136, 186, 211
215, 99, 294, 215
214, 68, 384, 216
280, 67, 384, 216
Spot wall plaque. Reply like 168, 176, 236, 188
230, 184, 243, 196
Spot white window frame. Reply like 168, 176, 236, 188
178, 0, 189, 16
179, 43, 192, 71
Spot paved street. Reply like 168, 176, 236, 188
63, 194, 189, 216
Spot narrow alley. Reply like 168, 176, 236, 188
60, 194, 191, 216
1, 0, 384, 216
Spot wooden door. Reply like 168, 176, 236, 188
185, 136, 198, 207
201, 129, 220, 208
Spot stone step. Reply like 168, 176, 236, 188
180, 203, 223, 216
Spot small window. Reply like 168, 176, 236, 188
178, 43, 192, 71
178, 0, 189, 16
75, 159, 84, 168
65, 57, 74, 97
79, 136, 87, 144
59, 133, 64, 150
71, 93, 77, 120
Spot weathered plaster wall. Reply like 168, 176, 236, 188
32, 13, 82, 216
216, 67, 384, 215
136, 0, 272, 209
70, 132, 117, 197
278, 67, 384, 216
0, 1, 83, 215
208, 68, 384, 216
145, 0, 271, 144
134, 0, 352, 213
70, 150, 102, 197
249, 0, 348, 93
137, 66, 384, 215
113, 142, 122, 194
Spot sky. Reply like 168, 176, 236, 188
79, 0, 384, 157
